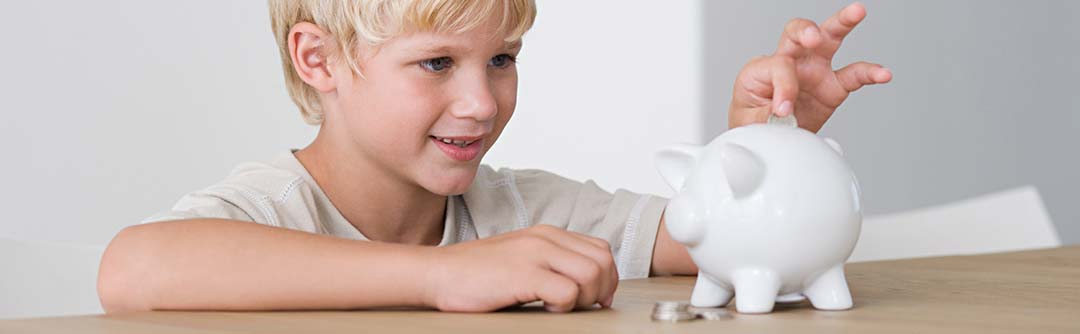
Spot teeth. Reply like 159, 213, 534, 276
434, 136, 476, 147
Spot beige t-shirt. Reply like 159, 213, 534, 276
144, 151, 669, 279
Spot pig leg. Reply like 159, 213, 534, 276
690, 272, 733, 307
803, 264, 853, 310
732, 269, 781, 314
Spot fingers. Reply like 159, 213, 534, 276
768, 56, 799, 117
821, 2, 867, 45
532, 270, 580, 313
539, 243, 608, 310
549, 230, 619, 307
835, 61, 892, 92
531, 226, 618, 309
776, 18, 822, 57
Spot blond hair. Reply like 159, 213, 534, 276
269, 0, 537, 125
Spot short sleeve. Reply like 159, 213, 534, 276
140, 161, 328, 235
465, 166, 668, 279
141, 188, 256, 224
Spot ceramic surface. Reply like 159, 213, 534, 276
655, 123, 862, 313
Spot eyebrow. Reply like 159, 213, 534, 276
409, 40, 522, 56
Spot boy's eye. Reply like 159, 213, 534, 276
420, 57, 453, 72
489, 54, 516, 68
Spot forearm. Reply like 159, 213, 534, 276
98, 219, 434, 313
649, 215, 699, 276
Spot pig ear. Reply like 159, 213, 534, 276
655, 144, 703, 192
719, 142, 764, 198
824, 137, 844, 156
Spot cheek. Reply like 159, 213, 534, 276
355, 74, 446, 146
493, 75, 518, 125
482, 74, 517, 152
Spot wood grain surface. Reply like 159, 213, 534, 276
3, 246, 1078, 333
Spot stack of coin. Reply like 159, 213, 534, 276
651, 301, 696, 322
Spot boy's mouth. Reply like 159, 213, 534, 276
430, 135, 479, 148
430, 135, 485, 162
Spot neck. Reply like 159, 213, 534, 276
294, 131, 446, 246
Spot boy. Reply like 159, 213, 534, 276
98, 0, 890, 313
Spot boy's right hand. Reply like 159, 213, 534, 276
422, 224, 618, 313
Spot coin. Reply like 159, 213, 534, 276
651, 312, 697, 322
653, 301, 689, 311
767, 113, 798, 128
690, 307, 731, 320
651, 301, 696, 322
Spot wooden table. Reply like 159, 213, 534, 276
4, 246, 1079, 333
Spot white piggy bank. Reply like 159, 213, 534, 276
655, 123, 861, 314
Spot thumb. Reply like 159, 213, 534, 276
768, 55, 799, 117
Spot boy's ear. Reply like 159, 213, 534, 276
288, 22, 336, 93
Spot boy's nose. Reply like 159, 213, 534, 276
449, 74, 498, 122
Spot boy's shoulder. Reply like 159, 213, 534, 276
188, 152, 315, 212
215, 154, 310, 199
142, 152, 329, 233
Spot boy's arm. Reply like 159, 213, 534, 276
649, 215, 698, 276
99, 220, 618, 313
98, 219, 431, 312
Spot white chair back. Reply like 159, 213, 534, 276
849, 186, 1061, 263
0, 237, 104, 319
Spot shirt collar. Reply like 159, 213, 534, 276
271, 150, 458, 245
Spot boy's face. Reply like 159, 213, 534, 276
326, 20, 520, 195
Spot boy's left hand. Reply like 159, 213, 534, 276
727, 2, 892, 133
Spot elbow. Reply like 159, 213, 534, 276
98, 225, 156, 313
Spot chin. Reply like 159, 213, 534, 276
420, 165, 480, 196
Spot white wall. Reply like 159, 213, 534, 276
0, 1, 701, 248
2, 1, 314, 247
484, 0, 703, 197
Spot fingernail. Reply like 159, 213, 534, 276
777, 100, 793, 116
879, 68, 893, 81
802, 27, 818, 40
